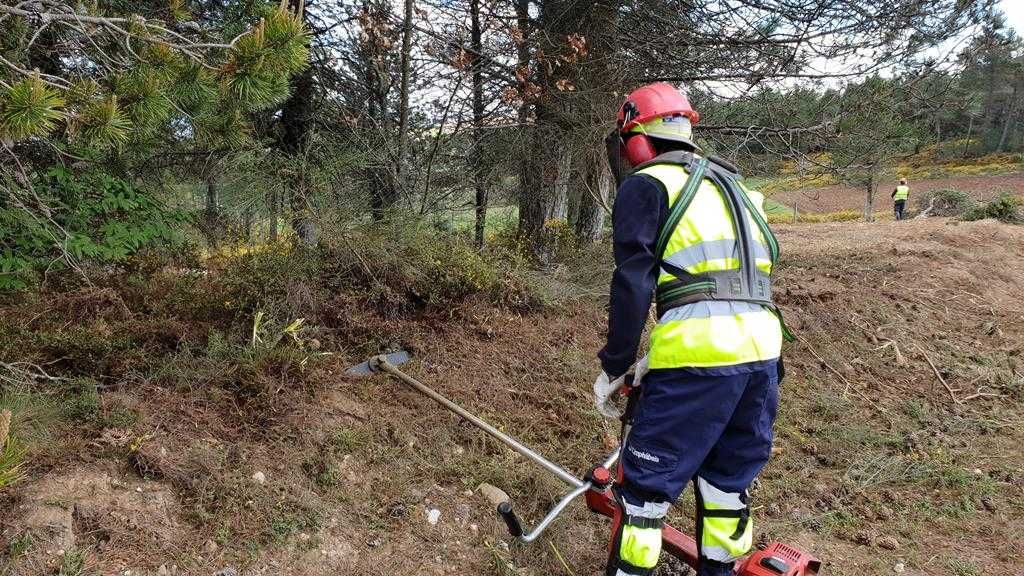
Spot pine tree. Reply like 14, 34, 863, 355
0, 0, 309, 156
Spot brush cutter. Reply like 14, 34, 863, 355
347, 353, 821, 576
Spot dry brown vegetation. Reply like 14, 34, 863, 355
1, 218, 1023, 576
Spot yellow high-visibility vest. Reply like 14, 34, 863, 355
636, 155, 782, 369
894, 185, 910, 201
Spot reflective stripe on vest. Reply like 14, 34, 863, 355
637, 160, 782, 369
894, 185, 909, 200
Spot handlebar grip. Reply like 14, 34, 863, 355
497, 501, 523, 538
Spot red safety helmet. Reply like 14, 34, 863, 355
615, 82, 700, 167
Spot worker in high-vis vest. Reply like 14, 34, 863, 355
593, 82, 788, 576
892, 179, 910, 220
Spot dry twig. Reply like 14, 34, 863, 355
796, 335, 888, 415
914, 343, 961, 404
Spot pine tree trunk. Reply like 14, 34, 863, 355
514, 0, 546, 245
576, 147, 610, 243
518, 121, 549, 243
470, 0, 488, 247
279, 0, 316, 246
244, 205, 253, 241
396, 0, 415, 194
548, 149, 571, 221
364, 4, 397, 220
864, 171, 876, 222
571, 0, 621, 244
269, 188, 279, 242
204, 175, 219, 248
964, 115, 974, 157
997, 80, 1019, 152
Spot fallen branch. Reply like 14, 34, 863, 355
914, 343, 961, 404
914, 196, 937, 219
960, 387, 1002, 402
0, 360, 63, 386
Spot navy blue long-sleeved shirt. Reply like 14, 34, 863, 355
598, 174, 668, 378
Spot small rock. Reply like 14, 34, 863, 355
877, 536, 899, 550
368, 538, 382, 548
476, 483, 509, 507
876, 505, 895, 521
158, 565, 170, 576
214, 569, 238, 576
252, 471, 267, 485
854, 530, 873, 546
469, 524, 478, 533
894, 562, 905, 573
980, 496, 996, 512
426, 508, 441, 525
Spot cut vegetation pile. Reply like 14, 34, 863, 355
1, 219, 1022, 576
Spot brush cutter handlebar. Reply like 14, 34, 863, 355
495, 451, 619, 543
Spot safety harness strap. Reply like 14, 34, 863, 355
653, 155, 707, 262
639, 152, 795, 342
624, 515, 664, 529
701, 507, 751, 540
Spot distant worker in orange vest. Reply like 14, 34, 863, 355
892, 178, 910, 220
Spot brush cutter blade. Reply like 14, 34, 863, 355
345, 350, 411, 375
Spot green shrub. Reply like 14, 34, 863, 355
215, 243, 322, 318
326, 222, 549, 311
62, 378, 101, 421
962, 193, 1023, 224
0, 168, 189, 290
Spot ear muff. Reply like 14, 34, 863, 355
623, 134, 657, 166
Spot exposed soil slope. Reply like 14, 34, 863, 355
770, 172, 1024, 213
2, 218, 1022, 576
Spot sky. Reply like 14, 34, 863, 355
1002, 0, 1024, 34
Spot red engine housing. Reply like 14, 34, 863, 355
737, 542, 822, 576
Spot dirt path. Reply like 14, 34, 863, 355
770, 172, 1024, 212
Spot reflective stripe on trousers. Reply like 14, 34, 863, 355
608, 500, 669, 576
696, 476, 753, 563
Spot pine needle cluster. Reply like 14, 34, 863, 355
0, 1, 309, 153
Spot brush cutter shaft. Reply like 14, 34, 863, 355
364, 355, 821, 574
372, 356, 582, 487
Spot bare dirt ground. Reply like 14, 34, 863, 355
2, 218, 1023, 576
770, 172, 1024, 212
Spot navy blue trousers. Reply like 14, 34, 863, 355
620, 363, 780, 574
